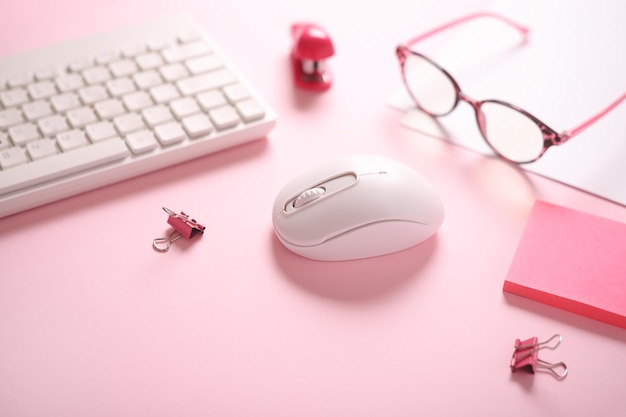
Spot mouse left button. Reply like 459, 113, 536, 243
293, 187, 326, 209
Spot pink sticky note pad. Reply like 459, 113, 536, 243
503, 200, 626, 329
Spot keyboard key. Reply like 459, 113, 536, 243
35, 68, 59, 81
154, 121, 186, 145
38, 114, 69, 136
0, 108, 24, 128
78, 85, 109, 104
122, 91, 153, 111
196, 90, 226, 110
23, 100, 53, 120
149, 83, 180, 103
114, 112, 145, 134
170, 97, 200, 119
106, 77, 136, 97
26, 138, 58, 160
94, 99, 125, 119
0, 132, 9, 150
136, 52, 164, 70
126, 129, 158, 154
67, 107, 98, 128
159, 63, 189, 82
27, 81, 57, 100
176, 68, 236, 95
56, 73, 85, 92
7, 73, 32, 88
236, 98, 266, 123
178, 29, 201, 43
109, 59, 139, 77
185, 55, 223, 74
0, 147, 28, 169
208, 105, 240, 130
162, 41, 211, 63
122, 44, 147, 58
147, 38, 170, 51
85, 121, 117, 142
9, 122, 40, 145
0, 139, 130, 195
133, 70, 163, 89
82, 66, 112, 84
223, 84, 250, 103
182, 113, 213, 138
68, 57, 93, 72
51, 92, 81, 112
1, 88, 29, 107
96, 51, 118, 65
142, 105, 173, 127
57, 129, 89, 151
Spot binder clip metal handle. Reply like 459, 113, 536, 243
510, 334, 568, 379
535, 358, 568, 379
153, 207, 206, 252
153, 230, 184, 252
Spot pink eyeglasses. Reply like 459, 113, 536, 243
396, 12, 626, 164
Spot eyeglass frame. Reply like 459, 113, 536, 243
396, 12, 626, 164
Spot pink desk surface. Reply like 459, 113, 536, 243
1, 1, 625, 416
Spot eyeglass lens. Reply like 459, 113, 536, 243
479, 102, 545, 163
403, 53, 546, 163
403, 54, 457, 115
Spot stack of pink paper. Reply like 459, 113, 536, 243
503, 200, 626, 330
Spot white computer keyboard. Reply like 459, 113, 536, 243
0, 15, 276, 218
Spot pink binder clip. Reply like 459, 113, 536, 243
510, 334, 568, 379
153, 207, 206, 252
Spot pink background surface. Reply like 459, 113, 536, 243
1, 1, 626, 416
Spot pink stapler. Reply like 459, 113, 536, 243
290, 22, 335, 91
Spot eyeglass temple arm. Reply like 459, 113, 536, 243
404, 11, 529, 46
563, 92, 626, 139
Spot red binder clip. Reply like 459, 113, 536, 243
153, 207, 206, 252
510, 334, 568, 379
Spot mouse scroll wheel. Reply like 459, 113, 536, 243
293, 187, 326, 208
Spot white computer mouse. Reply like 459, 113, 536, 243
272, 154, 444, 261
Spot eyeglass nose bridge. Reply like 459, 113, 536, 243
457, 92, 488, 135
